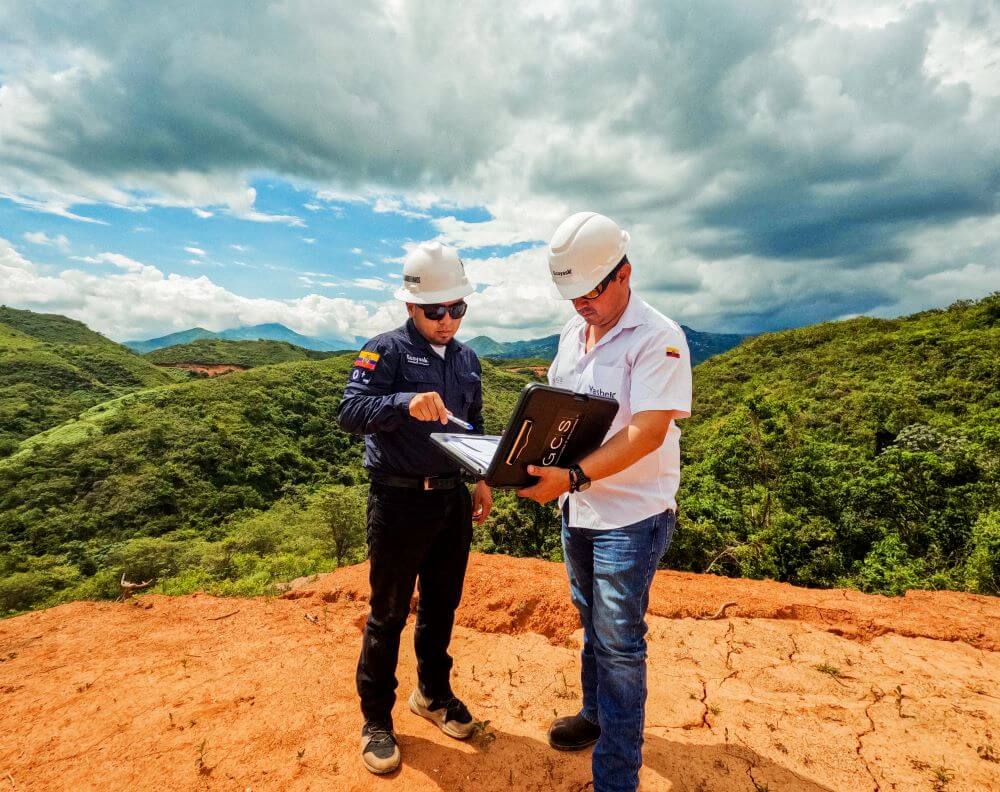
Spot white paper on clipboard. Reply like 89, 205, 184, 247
433, 434, 501, 474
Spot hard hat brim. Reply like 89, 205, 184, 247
551, 259, 621, 300
393, 281, 475, 305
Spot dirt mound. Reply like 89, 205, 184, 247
2, 554, 999, 791
288, 553, 1000, 650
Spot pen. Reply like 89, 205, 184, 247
446, 412, 474, 431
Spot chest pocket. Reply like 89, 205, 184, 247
401, 363, 439, 394
459, 371, 481, 408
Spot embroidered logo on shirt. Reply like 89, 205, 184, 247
665, 347, 681, 359
588, 386, 617, 399
406, 353, 430, 366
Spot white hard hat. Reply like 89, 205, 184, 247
547, 212, 630, 300
393, 241, 474, 304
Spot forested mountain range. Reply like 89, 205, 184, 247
1, 295, 997, 617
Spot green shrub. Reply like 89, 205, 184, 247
965, 511, 1000, 595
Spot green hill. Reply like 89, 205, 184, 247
0, 307, 186, 454
1, 297, 997, 617
0, 305, 114, 346
674, 294, 1000, 595
145, 339, 337, 368
0, 355, 537, 614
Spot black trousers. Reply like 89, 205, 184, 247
357, 481, 473, 726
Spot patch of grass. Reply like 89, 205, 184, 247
471, 720, 496, 749
931, 764, 954, 791
812, 663, 848, 680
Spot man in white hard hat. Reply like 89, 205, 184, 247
338, 241, 492, 775
517, 213, 692, 792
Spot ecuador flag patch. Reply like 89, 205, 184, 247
353, 350, 380, 371
665, 346, 681, 359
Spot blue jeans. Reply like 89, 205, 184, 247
561, 509, 675, 792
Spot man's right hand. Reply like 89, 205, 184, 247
408, 391, 449, 424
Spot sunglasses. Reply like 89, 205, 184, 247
420, 301, 468, 320
578, 257, 627, 300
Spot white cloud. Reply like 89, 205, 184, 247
301, 237, 316, 244
192, 207, 213, 218
351, 247, 362, 254
373, 197, 430, 219
315, 189, 366, 204
459, 247, 571, 339
184, 246, 206, 257
23, 231, 70, 251
0, 236, 395, 343
71, 252, 149, 272
1, 193, 108, 225
0, 1, 998, 335
351, 277, 392, 291
229, 244, 247, 252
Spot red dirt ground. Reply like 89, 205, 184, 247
160, 363, 249, 377
2, 553, 998, 791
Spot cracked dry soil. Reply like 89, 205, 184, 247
1, 553, 998, 791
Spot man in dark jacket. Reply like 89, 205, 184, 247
337, 241, 492, 775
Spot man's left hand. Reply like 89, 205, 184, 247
516, 465, 571, 504
472, 480, 493, 524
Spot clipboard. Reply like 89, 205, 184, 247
431, 383, 618, 488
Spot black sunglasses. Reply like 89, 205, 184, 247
420, 301, 468, 320
579, 256, 627, 301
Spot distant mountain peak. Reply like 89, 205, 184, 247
466, 327, 748, 365
125, 323, 354, 354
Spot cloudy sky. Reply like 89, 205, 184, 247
1, 0, 999, 344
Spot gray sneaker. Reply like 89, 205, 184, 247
360, 721, 400, 774
408, 689, 477, 739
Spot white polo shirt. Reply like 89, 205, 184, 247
548, 292, 692, 531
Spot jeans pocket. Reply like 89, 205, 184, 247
653, 510, 675, 563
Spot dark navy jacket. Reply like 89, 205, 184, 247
337, 319, 484, 477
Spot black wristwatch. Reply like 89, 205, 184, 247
568, 464, 591, 493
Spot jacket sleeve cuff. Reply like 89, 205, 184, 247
392, 392, 417, 413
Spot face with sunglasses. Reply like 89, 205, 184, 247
407, 299, 468, 345
571, 256, 632, 328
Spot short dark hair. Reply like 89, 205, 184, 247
597, 255, 628, 289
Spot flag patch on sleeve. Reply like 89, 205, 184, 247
665, 346, 681, 358
354, 350, 380, 370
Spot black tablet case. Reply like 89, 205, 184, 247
432, 383, 619, 488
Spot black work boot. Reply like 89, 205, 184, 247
360, 721, 401, 774
548, 712, 601, 751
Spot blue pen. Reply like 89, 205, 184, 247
446, 412, 474, 431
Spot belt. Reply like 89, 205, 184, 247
371, 473, 463, 491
